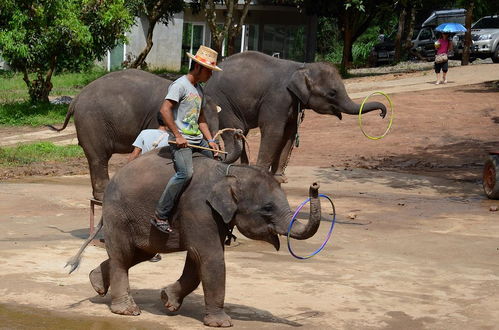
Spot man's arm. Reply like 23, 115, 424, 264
128, 147, 142, 163
198, 110, 219, 156
159, 99, 188, 148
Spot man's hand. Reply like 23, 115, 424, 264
128, 147, 142, 163
175, 136, 188, 148
208, 141, 219, 157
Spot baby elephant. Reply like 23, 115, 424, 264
67, 148, 322, 327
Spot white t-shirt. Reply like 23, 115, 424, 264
132, 129, 169, 154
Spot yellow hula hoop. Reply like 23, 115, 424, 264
358, 91, 394, 140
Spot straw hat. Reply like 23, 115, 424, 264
187, 45, 222, 71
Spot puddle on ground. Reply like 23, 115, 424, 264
0, 304, 163, 330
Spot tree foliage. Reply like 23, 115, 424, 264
127, 0, 184, 69
295, 0, 392, 72
0, 0, 135, 103
193, 0, 251, 57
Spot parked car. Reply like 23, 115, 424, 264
410, 26, 438, 61
470, 15, 499, 62
368, 33, 396, 66
452, 15, 499, 62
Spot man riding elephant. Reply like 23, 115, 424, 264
151, 45, 222, 234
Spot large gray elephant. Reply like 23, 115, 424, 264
49, 69, 242, 200
205, 51, 387, 182
67, 148, 322, 327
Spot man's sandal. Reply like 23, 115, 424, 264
150, 218, 173, 234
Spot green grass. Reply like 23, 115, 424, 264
0, 68, 107, 103
0, 142, 84, 166
0, 102, 69, 126
0, 68, 107, 126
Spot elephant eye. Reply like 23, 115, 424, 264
261, 203, 274, 213
327, 90, 336, 99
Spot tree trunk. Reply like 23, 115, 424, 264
404, 5, 416, 51
24, 56, 56, 103
341, 22, 354, 74
461, 2, 474, 66
227, 37, 236, 56
130, 19, 157, 69
394, 6, 407, 62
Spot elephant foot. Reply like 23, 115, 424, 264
111, 296, 141, 316
274, 174, 288, 184
204, 310, 233, 327
89, 268, 109, 296
161, 286, 183, 312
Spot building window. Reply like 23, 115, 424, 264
262, 25, 306, 62
182, 23, 205, 71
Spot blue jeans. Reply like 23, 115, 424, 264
155, 139, 213, 220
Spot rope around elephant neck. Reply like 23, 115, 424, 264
287, 194, 336, 260
213, 128, 251, 163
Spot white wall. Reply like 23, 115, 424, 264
127, 12, 184, 71
101, 12, 185, 71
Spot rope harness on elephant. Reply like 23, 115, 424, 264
213, 128, 251, 163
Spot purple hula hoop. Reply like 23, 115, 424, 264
286, 194, 336, 259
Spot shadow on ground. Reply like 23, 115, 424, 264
69, 291, 319, 327
457, 80, 499, 93
320, 140, 499, 196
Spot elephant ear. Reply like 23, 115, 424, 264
206, 178, 238, 224
287, 68, 312, 106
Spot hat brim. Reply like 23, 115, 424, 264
187, 52, 222, 71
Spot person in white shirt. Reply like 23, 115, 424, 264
128, 113, 169, 163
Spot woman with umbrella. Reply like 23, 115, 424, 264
433, 22, 467, 85
434, 32, 453, 84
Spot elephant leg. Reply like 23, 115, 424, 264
272, 123, 298, 183
161, 250, 200, 312
90, 250, 153, 298
108, 250, 153, 316
240, 138, 249, 165
198, 248, 232, 327
88, 158, 110, 201
89, 259, 111, 296
85, 153, 111, 201
256, 122, 287, 175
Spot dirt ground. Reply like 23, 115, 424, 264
1, 63, 499, 329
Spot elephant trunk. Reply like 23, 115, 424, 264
221, 130, 244, 164
342, 99, 387, 118
275, 183, 321, 240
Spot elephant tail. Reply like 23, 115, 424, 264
46, 97, 77, 132
65, 217, 103, 274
